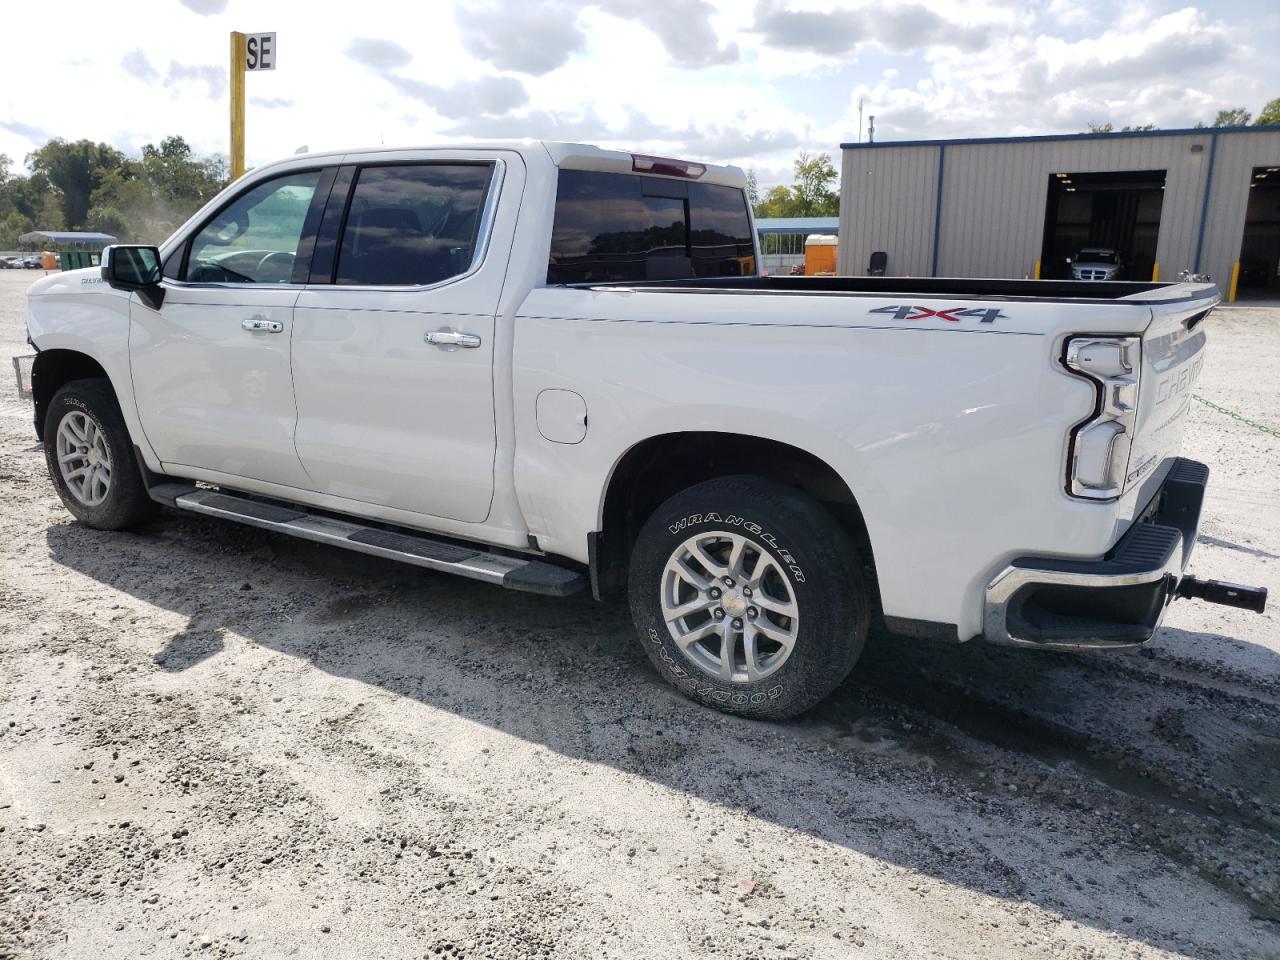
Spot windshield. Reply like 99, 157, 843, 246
1076, 250, 1118, 265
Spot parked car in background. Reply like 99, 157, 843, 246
19, 141, 1267, 719
1067, 247, 1122, 280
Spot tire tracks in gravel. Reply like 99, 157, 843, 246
4, 371, 1280, 956
824, 636, 1280, 925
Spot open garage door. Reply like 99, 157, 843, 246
1039, 170, 1166, 280
1236, 166, 1280, 300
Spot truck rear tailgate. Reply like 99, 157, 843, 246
1125, 294, 1215, 492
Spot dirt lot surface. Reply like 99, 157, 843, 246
1, 268, 1278, 959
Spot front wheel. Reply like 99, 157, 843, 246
43, 378, 158, 530
628, 475, 869, 720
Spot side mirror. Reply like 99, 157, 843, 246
101, 244, 164, 309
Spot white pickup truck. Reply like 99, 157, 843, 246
22, 141, 1266, 719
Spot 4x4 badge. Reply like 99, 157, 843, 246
870, 305, 1007, 324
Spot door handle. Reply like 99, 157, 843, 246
424, 329, 482, 349
242, 316, 283, 333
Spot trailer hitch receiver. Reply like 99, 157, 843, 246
1176, 576, 1268, 614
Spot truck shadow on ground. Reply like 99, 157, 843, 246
45, 514, 1280, 956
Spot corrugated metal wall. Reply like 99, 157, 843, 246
1201, 130, 1280, 287
838, 145, 939, 277
838, 130, 1280, 286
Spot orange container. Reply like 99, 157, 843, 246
803, 235, 838, 276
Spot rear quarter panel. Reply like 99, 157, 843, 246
513, 285, 1173, 638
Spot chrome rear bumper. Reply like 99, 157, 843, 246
983, 458, 1207, 650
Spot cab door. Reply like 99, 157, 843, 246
130, 167, 335, 487
290, 154, 516, 523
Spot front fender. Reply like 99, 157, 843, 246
26, 277, 160, 468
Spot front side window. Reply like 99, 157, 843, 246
334, 164, 494, 286
184, 171, 322, 283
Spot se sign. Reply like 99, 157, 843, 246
246, 33, 276, 71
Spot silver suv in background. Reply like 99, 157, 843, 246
1068, 247, 1122, 280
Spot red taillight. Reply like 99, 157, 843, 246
631, 154, 706, 179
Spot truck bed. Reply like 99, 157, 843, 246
573, 275, 1192, 302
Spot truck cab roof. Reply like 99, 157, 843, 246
267, 141, 749, 189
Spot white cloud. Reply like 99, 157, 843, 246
750, 0, 991, 55
344, 38, 414, 71
455, 2, 588, 75
177, 0, 228, 15
0, 0, 1274, 190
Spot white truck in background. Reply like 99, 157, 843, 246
1068, 247, 1123, 281
21, 141, 1266, 719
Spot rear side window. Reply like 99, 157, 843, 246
688, 182, 756, 278
547, 170, 755, 284
335, 163, 493, 286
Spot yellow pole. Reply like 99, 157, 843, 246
229, 31, 246, 181
1033, 259, 1040, 280
1228, 261, 1240, 303
1151, 262, 1159, 282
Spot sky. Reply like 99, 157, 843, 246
1, 0, 1277, 187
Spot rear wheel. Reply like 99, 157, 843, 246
628, 475, 869, 720
43, 379, 157, 530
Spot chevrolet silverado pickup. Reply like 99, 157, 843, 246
21, 141, 1266, 719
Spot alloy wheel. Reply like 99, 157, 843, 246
659, 530, 800, 682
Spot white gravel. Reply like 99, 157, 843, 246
1, 269, 1278, 959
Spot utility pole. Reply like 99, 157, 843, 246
229, 30, 276, 181
229, 31, 246, 180
857, 97, 864, 143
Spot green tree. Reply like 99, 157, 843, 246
1, 135, 228, 242
89, 165, 153, 240
35, 192, 64, 233
0, 211, 34, 248
754, 184, 797, 219
751, 152, 840, 219
1086, 122, 1157, 132
745, 169, 759, 209
26, 138, 128, 229
85, 204, 129, 238
141, 135, 226, 207
1256, 98, 1280, 126
1212, 107, 1251, 127
790, 152, 839, 217
0, 153, 15, 225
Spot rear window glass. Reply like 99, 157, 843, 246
335, 163, 493, 286
547, 170, 755, 284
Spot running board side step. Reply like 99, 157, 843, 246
150, 484, 583, 597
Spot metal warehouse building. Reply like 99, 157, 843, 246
838, 126, 1280, 301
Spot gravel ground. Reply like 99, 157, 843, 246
1, 268, 1278, 959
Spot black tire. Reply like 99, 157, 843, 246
628, 475, 869, 720
43, 378, 157, 530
